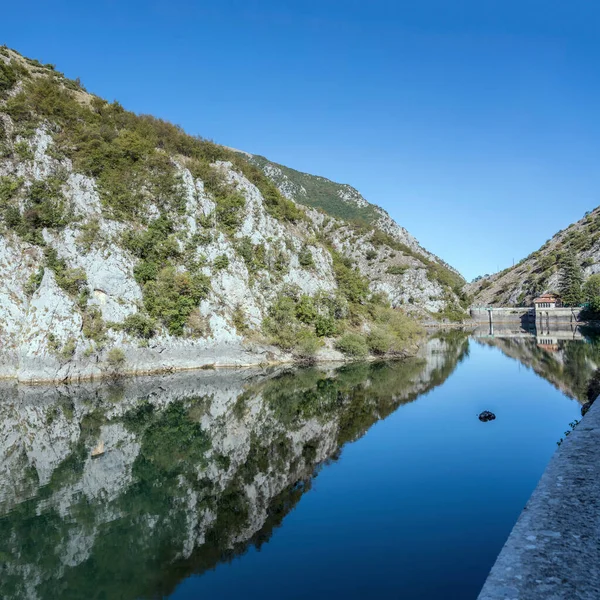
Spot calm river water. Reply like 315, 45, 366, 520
0, 330, 594, 599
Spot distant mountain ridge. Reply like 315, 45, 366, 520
248, 153, 460, 274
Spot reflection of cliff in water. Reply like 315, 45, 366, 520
474, 325, 600, 402
0, 336, 468, 600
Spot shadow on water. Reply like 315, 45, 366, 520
0, 336, 469, 600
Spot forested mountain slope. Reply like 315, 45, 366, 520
0, 47, 466, 382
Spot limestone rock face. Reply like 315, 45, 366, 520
0, 124, 465, 382
0, 48, 466, 382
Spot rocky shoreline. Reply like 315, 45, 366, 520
1, 338, 422, 384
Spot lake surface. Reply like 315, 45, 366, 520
0, 330, 595, 599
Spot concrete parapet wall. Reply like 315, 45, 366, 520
478, 399, 600, 599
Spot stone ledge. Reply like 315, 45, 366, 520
478, 400, 600, 599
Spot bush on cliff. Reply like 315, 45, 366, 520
335, 333, 369, 358
143, 267, 210, 336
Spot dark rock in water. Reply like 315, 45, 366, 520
581, 402, 593, 417
479, 411, 496, 422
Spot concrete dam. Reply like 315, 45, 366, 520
470, 306, 582, 328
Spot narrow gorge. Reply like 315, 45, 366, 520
0, 47, 467, 383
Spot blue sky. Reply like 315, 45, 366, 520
3, 1, 600, 280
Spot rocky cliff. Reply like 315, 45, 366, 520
468, 206, 600, 306
0, 47, 466, 382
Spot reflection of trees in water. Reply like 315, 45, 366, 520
476, 331, 600, 402
0, 338, 468, 600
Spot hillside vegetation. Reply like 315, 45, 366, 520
469, 206, 600, 307
0, 47, 465, 381
249, 151, 468, 317
249, 154, 383, 225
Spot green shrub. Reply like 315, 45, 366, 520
386, 265, 407, 275
298, 245, 315, 268
24, 177, 70, 229
190, 160, 229, 196
123, 215, 179, 260
82, 306, 106, 342
266, 293, 296, 319
14, 141, 33, 160
584, 274, 600, 312
367, 327, 394, 355
76, 218, 101, 252
23, 266, 44, 297
106, 347, 126, 371
44, 248, 88, 297
4, 177, 70, 243
232, 304, 248, 334
314, 314, 337, 337
2, 176, 71, 243
295, 295, 317, 324
215, 191, 245, 233
582, 257, 594, 268
0, 175, 23, 203
45, 249, 87, 296
133, 260, 160, 285
47, 333, 60, 354
371, 305, 423, 350
143, 266, 210, 335
254, 243, 267, 269
273, 249, 288, 273
335, 333, 369, 358
0, 60, 18, 95
436, 303, 466, 322
332, 251, 370, 304
213, 254, 229, 270
60, 337, 77, 360
262, 295, 301, 350
236, 236, 254, 265
122, 312, 156, 339
48, 333, 77, 361
293, 329, 321, 360
365, 249, 377, 260
236, 236, 266, 272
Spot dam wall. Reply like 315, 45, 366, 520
470, 307, 582, 326
470, 307, 534, 324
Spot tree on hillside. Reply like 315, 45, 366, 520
559, 251, 583, 306
584, 273, 600, 312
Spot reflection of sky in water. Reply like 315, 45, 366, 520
172, 340, 581, 600
0, 335, 585, 600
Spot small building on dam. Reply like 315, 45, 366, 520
533, 293, 560, 309
470, 293, 581, 328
